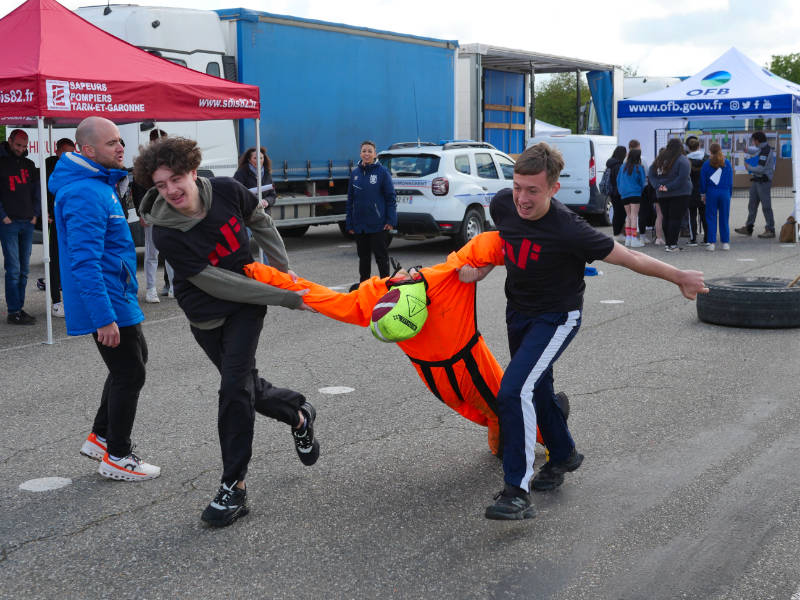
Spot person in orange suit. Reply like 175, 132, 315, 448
244, 232, 566, 456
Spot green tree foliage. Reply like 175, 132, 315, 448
769, 53, 800, 84
534, 72, 590, 133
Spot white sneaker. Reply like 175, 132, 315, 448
145, 288, 160, 303
80, 432, 107, 461
625, 236, 631, 247
654, 238, 665, 246
98, 451, 161, 481
630, 237, 645, 248
706, 243, 715, 251
167, 288, 175, 299
51, 302, 65, 318
722, 243, 730, 250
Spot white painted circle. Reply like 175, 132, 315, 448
780, 244, 795, 248
600, 299, 625, 304
19, 477, 72, 492
736, 258, 756, 262
318, 386, 355, 395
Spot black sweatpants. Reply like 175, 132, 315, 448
355, 231, 390, 282
92, 323, 148, 458
191, 304, 305, 485
611, 194, 626, 236
658, 195, 690, 246
48, 224, 61, 304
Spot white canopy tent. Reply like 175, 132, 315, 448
533, 119, 571, 136
617, 47, 800, 225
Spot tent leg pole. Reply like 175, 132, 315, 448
255, 118, 265, 264
38, 117, 53, 345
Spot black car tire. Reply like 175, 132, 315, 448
454, 207, 484, 248
279, 225, 310, 238
696, 276, 800, 328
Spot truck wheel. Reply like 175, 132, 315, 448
338, 222, 354, 240
454, 208, 484, 248
697, 276, 800, 328
279, 225, 310, 238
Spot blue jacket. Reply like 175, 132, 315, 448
699, 159, 733, 196
616, 163, 646, 199
648, 155, 693, 198
346, 159, 397, 233
49, 153, 144, 335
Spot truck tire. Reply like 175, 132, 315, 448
279, 225, 310, 238
696, 276, 800, 328
454, 207, 484, 248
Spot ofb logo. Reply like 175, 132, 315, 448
46, 80, 70, 110
701, 71, 732, 87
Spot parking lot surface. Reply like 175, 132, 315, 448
2, 196, 800, 599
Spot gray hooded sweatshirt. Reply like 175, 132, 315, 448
140, 177, 302, 328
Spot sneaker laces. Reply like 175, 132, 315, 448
293, 426, 312, 449
213, 481, 239, 505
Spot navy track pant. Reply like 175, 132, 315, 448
499, 307, 581, 492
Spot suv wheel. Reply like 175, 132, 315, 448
455, 208, 484, 248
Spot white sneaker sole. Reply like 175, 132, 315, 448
98, 458, 161, 481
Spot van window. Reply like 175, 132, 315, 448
166, 58, 187, 67
380, 154, 440, 177
495, 154, 515, 179
475, 153, 499, 179
206, 62, 221, 77
454, 154, 471, 174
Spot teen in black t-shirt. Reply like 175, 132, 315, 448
470, 142, 708, 521
134, 137, 319, 528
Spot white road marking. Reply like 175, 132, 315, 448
319, 386, 355, 394
600, 300, 625, 304
780, 244, 796, 248
337, 245, 352, 248
737, 258, 756, 262
19, 477, 72, 492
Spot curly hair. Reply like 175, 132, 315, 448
133, 137, 202, 187
514, 142, 564, 186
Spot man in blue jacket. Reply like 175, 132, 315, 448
346, 140, 396, 286
50, 116, 160, 482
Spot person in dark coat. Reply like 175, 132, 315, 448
605, 145, 627, 240
233, 146, 277, 210
345, 140, 396, 284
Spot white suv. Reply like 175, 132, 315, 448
378, 141, 515, 247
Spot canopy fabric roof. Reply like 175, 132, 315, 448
459, 44, 615, 74
618, 47, 800, 120
0, 0, 260, 125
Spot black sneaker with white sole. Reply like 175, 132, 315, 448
202, 481, 248, 527
485, 484, 536, 520
532, 448, 584, 491
293, 401, 320, 466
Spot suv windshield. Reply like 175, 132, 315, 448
380, 154, 441, 177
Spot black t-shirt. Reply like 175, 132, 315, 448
490, 189, 615, 315
153, 177, 257, 322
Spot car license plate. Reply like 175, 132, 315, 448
397, 194, 413, 204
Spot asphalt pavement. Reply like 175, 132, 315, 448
2, 194, 800, 599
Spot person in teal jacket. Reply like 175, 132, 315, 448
616, 148, 646, 247
49, 116, 160, 483
699, 142, 734, 251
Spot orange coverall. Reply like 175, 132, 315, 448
244, 231, 543, 455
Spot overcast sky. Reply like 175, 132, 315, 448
5, 0, 800, 77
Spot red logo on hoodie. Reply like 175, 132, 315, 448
207, 216, 242, 266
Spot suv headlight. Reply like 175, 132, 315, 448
431, 177, 449, 196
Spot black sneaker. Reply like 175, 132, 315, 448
485, 484, 536, 520
686, 240, 698, 247
734, 226, 753, 236
36, 278, 46, 291
532, 448, 584, 491
293, 401, 320, 466
348, 283, 360, 292
7, 310, 35, 325
202, 481, 248, 527
554, 391, 570, 420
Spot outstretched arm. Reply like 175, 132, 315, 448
602, 243, 708, 300
243, 262, 387, 326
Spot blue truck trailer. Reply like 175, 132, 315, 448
74, 5, 457, 236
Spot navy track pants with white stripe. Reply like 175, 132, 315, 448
499, 307, 581, 492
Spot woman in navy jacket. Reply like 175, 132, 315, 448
346, 140, 397, 284
700, 142, 734, 251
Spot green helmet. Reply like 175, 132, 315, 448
369, 278, 428, 343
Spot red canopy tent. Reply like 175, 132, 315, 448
0, 0, 262, 343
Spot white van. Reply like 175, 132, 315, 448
526, 134, 617, 225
